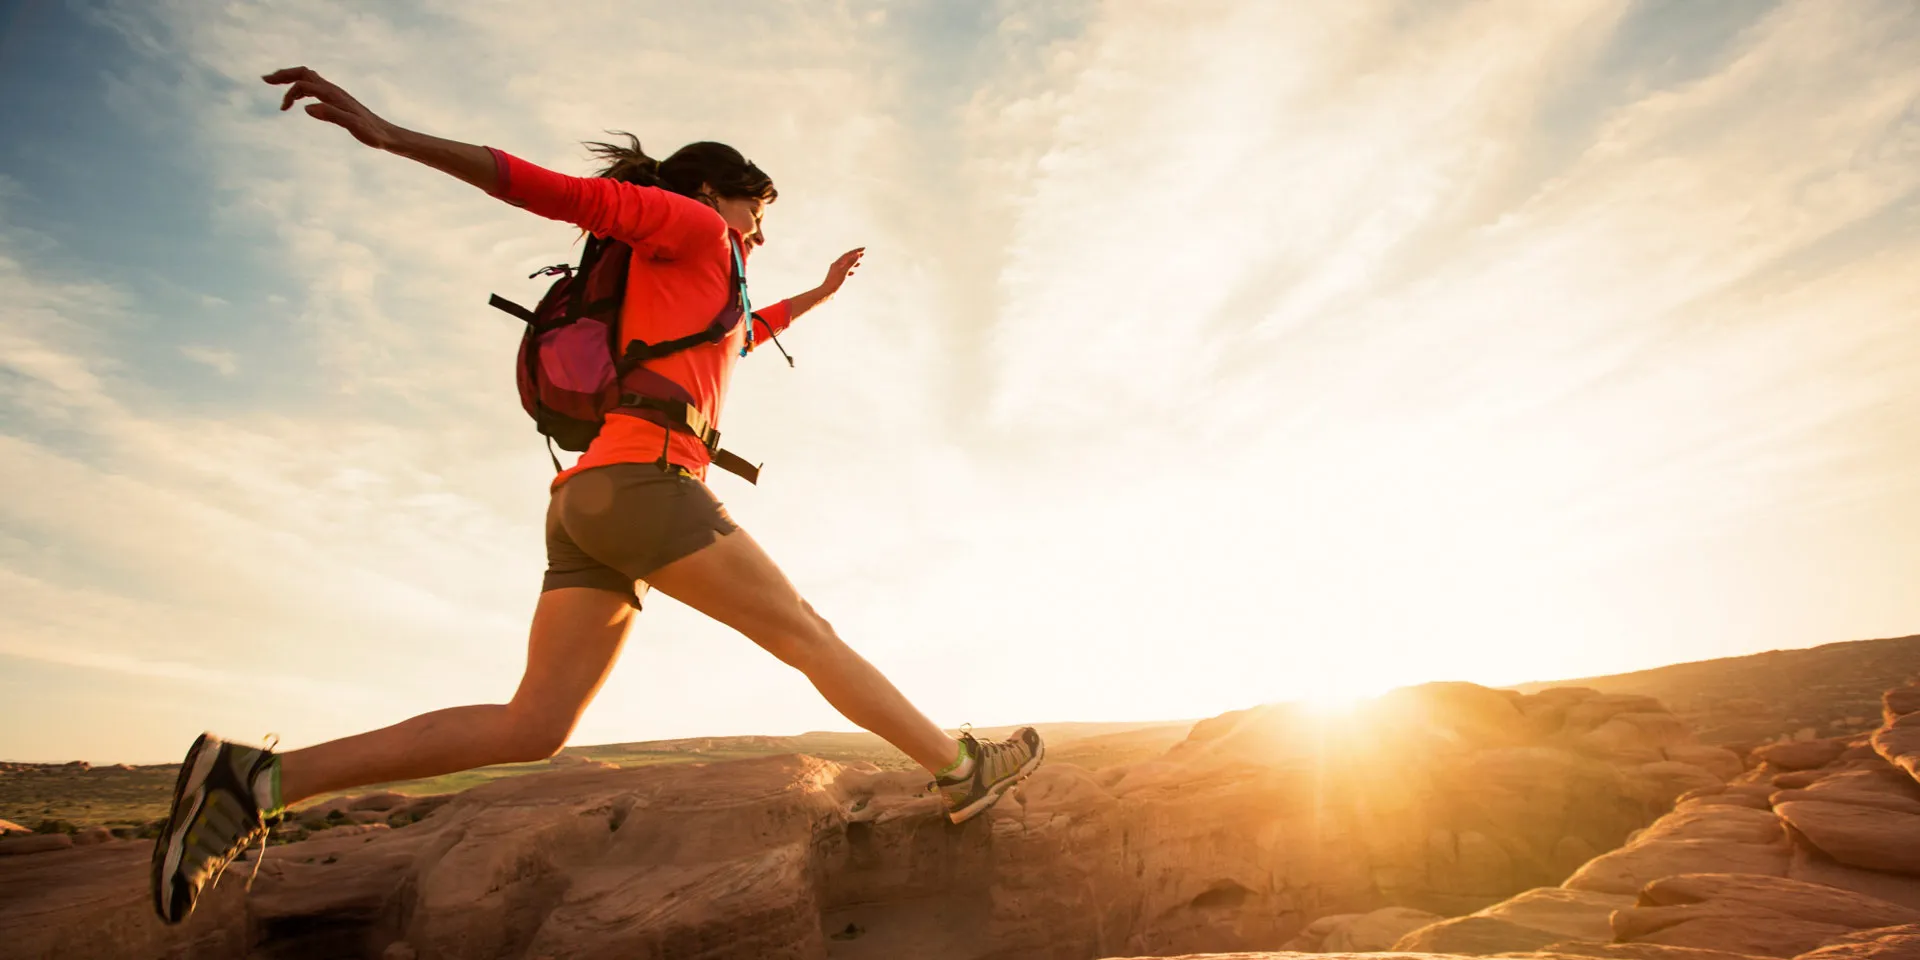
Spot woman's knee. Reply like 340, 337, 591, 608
501, 707, 574, 762
756, 600, 841, 670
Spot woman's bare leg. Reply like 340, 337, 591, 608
276, 587, 634, 806
641, 528, 962, 775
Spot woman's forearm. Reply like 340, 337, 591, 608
783, 285, 831, 322
782, 249, 863, 325
383, 127, 500, 195
264, 68, 502, 196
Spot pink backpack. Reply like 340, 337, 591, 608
489, 234, 779, 483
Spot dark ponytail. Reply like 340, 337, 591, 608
583, 131, 777, 203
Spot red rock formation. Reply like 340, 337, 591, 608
1755, 739, 1852, 772
1277, 905, 1443, 951
0, 841, 250, 958
1384, 681, 1920, 960
1532, 946, 1786, 960
0, 833, 73, 857
1794, 924, 1920, 959
1105, 954, 1734, 960
2, 682, 1724, 960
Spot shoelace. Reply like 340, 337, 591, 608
196, 818, 269, 893
979, 740, 1011, 779
241, 825, 270, 892
243, 733, 281, 892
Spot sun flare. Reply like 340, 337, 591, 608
1295, 689, 1371, 718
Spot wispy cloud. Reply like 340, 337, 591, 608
178, 344, 237, 375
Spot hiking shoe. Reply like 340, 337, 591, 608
150, 733, 276, 924
934, 727, 1045, 824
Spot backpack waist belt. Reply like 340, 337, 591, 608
618, 393, 761, 485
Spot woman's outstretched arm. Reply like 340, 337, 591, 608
752, 247, 866, 347
787, 247, 865, 321
262, 66, 706, 253
263, 66, 499, 194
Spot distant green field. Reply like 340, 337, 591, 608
1, 722, 1192, 831
0, 764, 181, 832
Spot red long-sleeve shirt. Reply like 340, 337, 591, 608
488, 148, 793, 485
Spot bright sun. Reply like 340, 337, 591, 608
1296, 688, 1371, 717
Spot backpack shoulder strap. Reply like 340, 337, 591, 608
487, 293, 536, 323
573, 236, 629, 322
614, 235, 749, 372
488, 235, 630, 328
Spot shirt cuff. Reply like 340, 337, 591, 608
751, 299, 794, 342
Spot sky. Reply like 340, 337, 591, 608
2, 0, 1917, 763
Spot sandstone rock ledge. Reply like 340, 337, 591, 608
1100, 953, 1736, 960
0, 682, 1744, 959
1367, 681, 1920, 960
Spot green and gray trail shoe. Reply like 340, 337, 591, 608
150, 733, 277, 924
934, 727, 1045, 824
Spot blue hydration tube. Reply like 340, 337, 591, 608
734, 235, 754, 357
734, 234, 794, 366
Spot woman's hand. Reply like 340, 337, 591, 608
818, 247, 865, 298
780, 248, 868, 324
262, 66, 399, 151
260, 67, 500, 193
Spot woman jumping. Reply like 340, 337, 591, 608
150, 66, 1044, 925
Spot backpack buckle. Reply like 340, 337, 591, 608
617, 394, 721, 453
620, 339, 657, 369
529, 264, 574, 279
680, 404, 719, 451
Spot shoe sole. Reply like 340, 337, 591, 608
151, 733, 218, 924
948, 737, 1047, 824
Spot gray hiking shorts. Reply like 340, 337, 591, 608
542, 463, 739, 609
